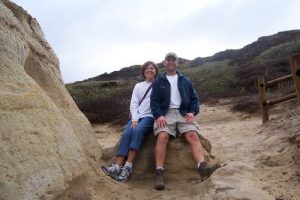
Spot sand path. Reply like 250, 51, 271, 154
93, 100, 299, 199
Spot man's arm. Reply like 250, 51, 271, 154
189, 80, 200, 116
150, 78, 168, 128
150, 78, 162, 119
185, 80, 199, 123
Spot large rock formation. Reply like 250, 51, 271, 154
0, 0, 102, 199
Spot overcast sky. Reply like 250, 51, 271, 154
12, 0, 300, 83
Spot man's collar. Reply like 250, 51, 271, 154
161, 71, 183, 78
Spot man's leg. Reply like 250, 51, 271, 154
183, 131, 205, 164
155, 131, 170, 168
153, 110, 178, 190
154, 131, 169, 190
184, 130, 220, 181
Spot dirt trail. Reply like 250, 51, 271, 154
199, 101, 272, 199
93, 100, 299, 200
199, 100, 299, 200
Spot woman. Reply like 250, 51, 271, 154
102, 61, 159, 182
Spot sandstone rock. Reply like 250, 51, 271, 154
102, 132, 215, 179
0, 1, 101, 199
296, 169, 300, 177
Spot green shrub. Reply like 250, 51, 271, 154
182, 61, 240, 101
67, 80, 136, 125
78, 87, 132, 124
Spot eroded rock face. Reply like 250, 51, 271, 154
102, 132, 215, 179
0, 1, 101, 199
134, 134, 213, 179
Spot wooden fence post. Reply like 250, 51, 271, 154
258, 77, 269, 123
289, 53, 300, 104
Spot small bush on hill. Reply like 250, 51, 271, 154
183, 61, 240, 101
77, 88, 132, 124
67, 81, 136, 125
231, 95, 260, 113
236, 59, 291, 93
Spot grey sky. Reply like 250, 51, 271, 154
12, 0, 300, 83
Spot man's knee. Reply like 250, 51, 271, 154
157, 132, 169, 143
184, 131, 200, 142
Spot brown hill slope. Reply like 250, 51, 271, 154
79, 30, 300, 83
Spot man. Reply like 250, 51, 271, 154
150, 52, 219, 190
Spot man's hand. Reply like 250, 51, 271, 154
185, 113, 195, 123
156, 116, 167, 129
131, 120, 138, 128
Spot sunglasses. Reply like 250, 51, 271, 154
166, 57, 176, 62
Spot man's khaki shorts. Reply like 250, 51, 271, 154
154, 108, 200, 137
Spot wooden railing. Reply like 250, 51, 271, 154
258, 53, 300, 123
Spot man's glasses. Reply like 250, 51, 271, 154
166, 57, 176, 62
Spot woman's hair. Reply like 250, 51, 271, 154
141, 61, 159, 78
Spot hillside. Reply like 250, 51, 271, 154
78, 57, 190, 82
78, 30, 300, 82
66, 30, 300, 124
203, 30, 300, 63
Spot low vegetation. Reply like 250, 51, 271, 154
66, 81, 136, 124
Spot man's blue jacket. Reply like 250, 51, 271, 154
150, 71, 200, 119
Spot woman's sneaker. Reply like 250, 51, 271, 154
117, 166, 132, 182
101, 164, 120, 180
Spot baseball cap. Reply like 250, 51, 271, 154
165, 52, 177, 60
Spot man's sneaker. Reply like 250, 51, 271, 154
155, 168, 165, 190
117, 166, 133, 182
101, 164, 120, 180
198, 161, 220, 181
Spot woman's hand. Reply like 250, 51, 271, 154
131, 120, 138, 128
156, 116, 167, 129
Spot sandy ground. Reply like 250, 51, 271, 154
93, 99, 300, 200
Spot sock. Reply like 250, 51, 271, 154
156, 166, 164, 171
197, 160, 205, 168
124, 161, 133, 169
